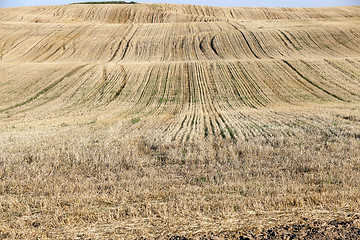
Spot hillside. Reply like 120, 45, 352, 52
1, 5, 360, 134
0, 3, 360, 239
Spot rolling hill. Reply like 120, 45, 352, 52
0, 3, 359, 239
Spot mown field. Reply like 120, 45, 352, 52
0, 3, 360, 239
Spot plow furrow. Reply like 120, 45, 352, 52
0, 3, 359, 142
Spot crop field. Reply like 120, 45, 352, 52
0, 3, 360, 239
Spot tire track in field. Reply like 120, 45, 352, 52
300, 60, 360, 99
324, 59, 360, 85
82, 65, 128, 105
282, 60, 345, 101
179, 62, 237, 140
36, 25, 91, 62
109, 24, 136, 62
278, 30, 301, 53
0, 24, 33, 60
170, 63, 204, 141
118, 25, 140, 61
140, 64, 184, 138
228, 22, 260, 59
10, 26, 64, 61
0, 65, 85, 113
199, 62, 233, 140
193, 62, 224, 139
109, 65, 129, 102
66, 65, 99, 104
329, 28, 360, 55
176, 63, 199, 142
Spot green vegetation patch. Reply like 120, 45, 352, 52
131, 117, 141, 124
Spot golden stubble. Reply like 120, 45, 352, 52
0, 3, 359, 239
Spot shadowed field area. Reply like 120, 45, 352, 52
0, 3, 360, 239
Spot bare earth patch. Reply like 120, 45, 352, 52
165, 215, 360, 239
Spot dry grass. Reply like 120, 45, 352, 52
0, 3, 359, 239
1, 110, 360, 238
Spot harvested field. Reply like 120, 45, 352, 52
0, 3, 360, 239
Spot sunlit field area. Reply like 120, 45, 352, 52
0, 3, 360, 239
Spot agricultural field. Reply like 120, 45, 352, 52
0, 3, 360, 239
